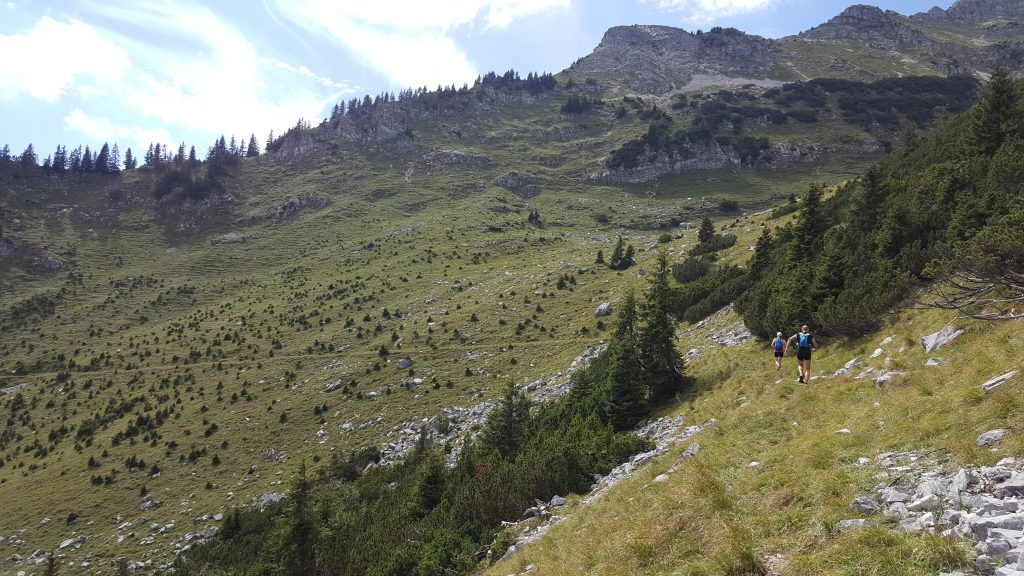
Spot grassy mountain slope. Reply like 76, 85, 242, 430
484, 295, 1023, 576
0, 53, 1003, 576
0, 82, 848, 570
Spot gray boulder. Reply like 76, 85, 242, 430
595, 302, 613, 317
396, 358, 414, 370
921, 326, 964, 353
997, 473, 1024, 498
978, 429, 1008, 447
851, 496, 881, 515
982, 371, 1019, 394
835, 518, 870, 532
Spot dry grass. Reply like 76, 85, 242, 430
486, 307, 1022, 575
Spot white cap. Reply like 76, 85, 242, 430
776, 332, 782, 337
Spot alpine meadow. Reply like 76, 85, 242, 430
1, 1, 1024, 575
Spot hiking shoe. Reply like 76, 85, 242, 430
798, 376, 805, 384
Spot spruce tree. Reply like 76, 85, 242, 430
622, 244, 636, 268
94, 143, 110, 174
793, 183, 824, 260
750, 228, 773, 279
609, 237, 625, 269
123, 148, 136, 170
640, 249, 685, 402
972, 65, 1021, 156
110, 143, 121, 173
20, 143, 37, 167
52, 145, 67, 172
479, 383, 530, 459
81, 146, 93, 171
607, 337, 647, 430
283, 462, 316, 576
606, 290, 648, 429
698, 217, 715, 244
595, 249, 605, 265
246, 134, 260, 157
69, 146, 82, 171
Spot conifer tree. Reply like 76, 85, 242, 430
698, 217, 715, 244
639, 249, 685, 402
95, 143, 110, 174
972, 65, 1022, 156
595, 249, 605, 265
750, 228, 773, 279
52, 145, 67, 172
283, 462, 316, 576
793, 183, 824, 260
20, 143, 37, 167
246, 134, 259, 157
123, 148, 136, 170
83, 146, 95, 171
607, 336, 647, 431
69, 146, 82, 171
0, 144, 9, 161
609, 237, 625, 269
110, 143, 120, 173
622, 244, 636, 268
479, 383, 530, 459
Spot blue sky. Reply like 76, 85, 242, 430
0, 0, 955, 163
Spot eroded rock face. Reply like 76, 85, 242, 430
797, 5, 935, 52
496, 172, 540, 198
274, 195, 329, 223
568, 25, 789, 95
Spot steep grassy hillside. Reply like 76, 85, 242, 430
484, 306, 1023, 576
0, 86, 827, 571
0, 71, 993, 573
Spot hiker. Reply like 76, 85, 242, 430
771, 331, 785, 371
786, 324, 818, 384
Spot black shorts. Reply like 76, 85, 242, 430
774, 351, 784, 358
797, 348, 812, 361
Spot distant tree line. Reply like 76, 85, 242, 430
270, 69, 560, 153
1, 133, 260, 176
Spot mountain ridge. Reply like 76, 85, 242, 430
566, 0, 1024, 95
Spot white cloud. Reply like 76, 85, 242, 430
273, 0, 570, 88
262, 58, 353, 90
641, 0, 779, 26
78, 2, 346, 144
0, 16, 131, 102
64, 107, 173, 153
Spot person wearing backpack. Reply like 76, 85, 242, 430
785, 324, 818, 384
771, 331, 785, 371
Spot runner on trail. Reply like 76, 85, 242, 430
771, 331, 785, 371
785, 325, 818, 384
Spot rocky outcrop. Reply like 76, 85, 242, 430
568, 25, 790, 95
861, 451, 1024, 575
915, 0, 1024, 28
0, 237, 65, 274
797, 5, 936, 52
496, 172, 540, 198
274, 195, 329, 223
372, 344, 608, 468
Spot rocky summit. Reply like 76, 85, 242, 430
566, 0, 1024, 95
